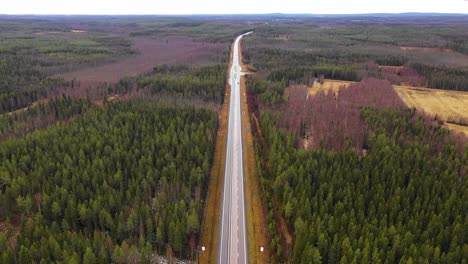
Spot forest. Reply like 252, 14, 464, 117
250, 78, 468, 263
278, 78, 407, 151
0, 96, 93, 141
0, 56, 231, 262
0, 17, 235, 262
0, 102, 217, 263
256, 107, 467, 263
0, 18, 134, 114
1, 15, 467, 263
242, 15, 468, 263
242, 20, 468, 91
114, 64, 227, 104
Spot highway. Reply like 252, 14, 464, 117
218, 32, 252, 264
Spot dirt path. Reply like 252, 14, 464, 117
1, 99, 49, 117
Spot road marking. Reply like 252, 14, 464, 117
218, 32, 252, 264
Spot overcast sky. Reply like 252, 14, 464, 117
2, 0, 468, 15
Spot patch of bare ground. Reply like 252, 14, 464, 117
394, 85, 468, 135
2, 99, 49, 116
94, 93, 133, 107
0, 219, 19, 236
0, 217, 21, 251
55, 36, 227, 83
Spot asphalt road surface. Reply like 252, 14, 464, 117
218, 32, 252, 264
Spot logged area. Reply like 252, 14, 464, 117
56, 36, 227, 83
0, 17, 231, 114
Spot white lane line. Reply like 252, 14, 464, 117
219, 32, 252, 264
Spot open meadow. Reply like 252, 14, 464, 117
394, 85, 468, 135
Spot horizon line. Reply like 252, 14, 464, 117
1, 12, 467, 16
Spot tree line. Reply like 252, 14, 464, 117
114, 64, 227, 104
244, 45, 468, 91
410, 63, 468, 91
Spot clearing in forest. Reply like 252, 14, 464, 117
55, 36, 226, 83
309, 79, 353, 96
308, 79, 468, 135
394, 85, 468, 135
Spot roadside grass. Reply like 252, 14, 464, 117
199, 83, 229, 263
240, 42, 270, 264
199, 37, 269, 263
199, 42, 234, 264
241, 76, 270, 263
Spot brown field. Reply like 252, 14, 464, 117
309, 79, 353, 96
55, 36, 226, 83
394, 85, 468, 135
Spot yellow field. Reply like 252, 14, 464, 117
446, 123, 468, 136
307, 80, 468, 135
309, 79, 353, 96
394, 85, 468, 135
